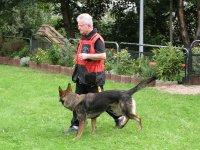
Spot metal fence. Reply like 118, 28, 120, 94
118, 42, 189, 84
187, 40, 200, 83
2, 36, 197, 84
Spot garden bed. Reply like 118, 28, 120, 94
1, 56, 200, 90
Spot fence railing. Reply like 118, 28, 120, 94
1, 36, 195, 84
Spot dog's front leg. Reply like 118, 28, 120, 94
91, 118, 97, 134
74, 120, 86, 140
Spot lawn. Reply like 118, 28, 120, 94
0, 65, 199, 150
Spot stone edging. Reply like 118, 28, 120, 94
1, 57, 200, 85
0, 57, 155, 85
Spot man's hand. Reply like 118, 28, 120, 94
78, 53, 88, 60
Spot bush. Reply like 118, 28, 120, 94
47, 41, 76, 67
31, 48, 49, 64
105, 49, 116, 72
63, 40, 76, 67
112, 49, 135, 75
191, 47, 200, 74
2, 39, 26, 52
18, 46, 30, 58
47, 44, 62, 65
30, 42, 76, 67
132, 57, 157, 77
152, 43, 184, 81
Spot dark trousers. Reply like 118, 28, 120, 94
70, 83, 120, 127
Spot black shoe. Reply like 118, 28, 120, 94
115, 116, 126, 129
64, 126, 78, 134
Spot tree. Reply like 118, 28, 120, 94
195, 0, 200, 40
0, 0, 52, 37
175, 0, 200, 48
99, 0, 170, 45
175, 0, 190, 48
40, 0, 112, 38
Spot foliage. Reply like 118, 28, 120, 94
140, 64, 158, 78
47, 44, 62, 65
191, 46, 200, 73
1, 0, 200, 47
132, 57, 157, 77
30, 42, 76, 67
112, 49, 135, 75
100, 0, 170, 45
132, 58, 149, 77
105, 49, 157, 77
192, 46, 200, 54
104, 49, 116, 72
63, 40, 76, 67
0, 2, 52, 37
31, 48, 49, 64
0, 38, 30, 58
17, 46, 31, 58
152, 44, 184, 81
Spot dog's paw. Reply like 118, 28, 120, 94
72, 137, 80, 141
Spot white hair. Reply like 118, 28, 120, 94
77, 13, 93, 28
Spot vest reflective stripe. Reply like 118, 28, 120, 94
76, 33, 105, 72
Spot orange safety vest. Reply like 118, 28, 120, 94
76, 33, 105, 72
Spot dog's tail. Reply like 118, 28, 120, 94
127, 76, 157, 95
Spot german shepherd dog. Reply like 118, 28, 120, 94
59, 77, 156, 140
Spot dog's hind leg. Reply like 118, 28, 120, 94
122, 99, 142, 129
91, 118, 97, 134
128, 114, 142, 129
130, 99, 142, 129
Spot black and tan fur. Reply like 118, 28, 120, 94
59, 77, 156, 140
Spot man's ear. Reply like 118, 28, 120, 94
66, 83, 72, 93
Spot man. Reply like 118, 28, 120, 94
66, 13, 125, 133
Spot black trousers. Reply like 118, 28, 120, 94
70, 83, 120, 127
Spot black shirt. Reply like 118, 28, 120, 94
81, 28, 106, 53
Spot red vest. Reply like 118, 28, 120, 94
76, 33, 105, 73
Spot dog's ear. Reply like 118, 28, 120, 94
58, 86, 63, 97
66, 83, 72, 93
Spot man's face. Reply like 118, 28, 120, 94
77, 20, 90, 35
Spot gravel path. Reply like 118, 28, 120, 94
154, 82, 200, 95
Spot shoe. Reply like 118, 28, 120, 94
115, 116, 126, 129
64, 126, 78, 134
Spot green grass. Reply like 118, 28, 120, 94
0, 65, 200, 150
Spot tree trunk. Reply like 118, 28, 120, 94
60, 0, 75, 38
195, 0, 200, 41
176, 0, 190, 48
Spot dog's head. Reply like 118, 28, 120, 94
58, 83, 72, 104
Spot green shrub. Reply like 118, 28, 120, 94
112, 49, 135, 75
105, 49, 116, 72
152, 44, 184, 81
31, 48, 49, 64
63, 40, 76, 67
18, 46, 30, 58
132, 58, 149, 76
132, 57, 157, 77
47, 44, 62, 65
140, 65, 158, 78
191, 46, 200, 73
30, 42, 76, 67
